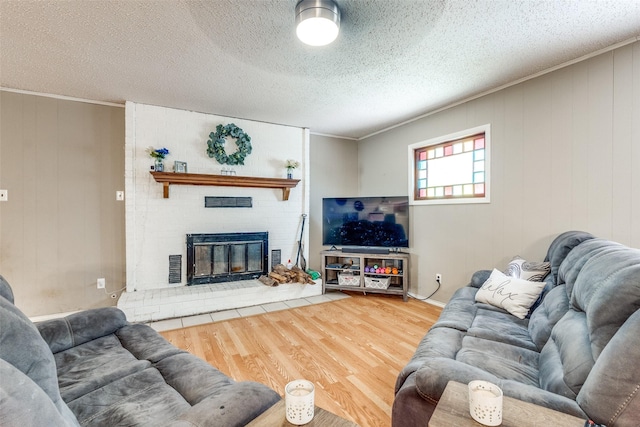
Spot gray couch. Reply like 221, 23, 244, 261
392, 231, 640, 426
0, 275, 280, 426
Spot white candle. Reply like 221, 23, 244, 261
289, 388, 312, 397
473, 389, 498, 398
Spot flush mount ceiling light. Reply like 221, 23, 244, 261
295, 0, 341, 46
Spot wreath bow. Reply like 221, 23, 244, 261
207, 123, 252, 165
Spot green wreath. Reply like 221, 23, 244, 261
206, 123, 252, 165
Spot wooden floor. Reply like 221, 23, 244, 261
160, 292, 442, 427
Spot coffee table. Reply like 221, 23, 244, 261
429, 381, 585, 427
246, 400, 359, 426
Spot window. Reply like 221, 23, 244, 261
408, 124, 490, 205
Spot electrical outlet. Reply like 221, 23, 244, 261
0, 189, 7, 201
436, 273, 442, 282
116, 191, 124, 201
97, 278, 105, 289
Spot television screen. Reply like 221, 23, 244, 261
322, 196, 409, 248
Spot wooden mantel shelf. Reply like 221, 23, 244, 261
150, 171, 300, 200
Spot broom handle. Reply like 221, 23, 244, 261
295, 214, 307, 266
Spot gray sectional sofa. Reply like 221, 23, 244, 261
0, 275, 280, 427
392, 231, 640, 426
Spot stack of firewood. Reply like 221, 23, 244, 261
258, 264, 316, 286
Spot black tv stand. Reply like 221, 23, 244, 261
341, 247, 389, 254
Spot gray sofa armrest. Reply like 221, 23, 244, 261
0, 274, 15, 303
0, 359, 80, 427
37, 307, 128, 354
468, 269, 491, 288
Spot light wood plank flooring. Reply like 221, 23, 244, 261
160, 292, 442, 427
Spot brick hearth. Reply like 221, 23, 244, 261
118, 278, 322, 322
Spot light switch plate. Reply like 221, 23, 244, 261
116, 190, 124, 201
0, 189, 7, 201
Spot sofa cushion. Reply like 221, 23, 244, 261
431, 283, 537, 350
456, 336, 540, 386
170, 381, 282, 427
568, 240, 640, 357
54, 320, 281, 426
543, 230, 595, 288
523, 231, 595, 350
37, 307, 128, 354
399, 328, 541, 392
527, 284, 570, 350
429, 286, 479, 331
116, 323, 185, 363
469, 269, 492, 288
55, 334, 152, 402
538, 310, 593, 398
66, 367, 191, 426
155, 353, 234, 405
475, 269, 546, 319
467, 308, 536, 351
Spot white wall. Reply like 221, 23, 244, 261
125, 103, 309, 291
357, 41, 640, 304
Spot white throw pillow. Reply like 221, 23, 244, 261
504, 256, 550, 282
475, 269, 546, 319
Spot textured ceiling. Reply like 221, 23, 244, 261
1, 0, 639, 139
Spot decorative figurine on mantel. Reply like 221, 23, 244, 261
147, 147, 170, 172
285, 159, 300, 179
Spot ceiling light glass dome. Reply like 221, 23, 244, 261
295, 0, 341, 46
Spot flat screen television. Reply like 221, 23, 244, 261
322, 196, 409, 250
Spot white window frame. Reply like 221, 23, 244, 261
408, 124, 491, 206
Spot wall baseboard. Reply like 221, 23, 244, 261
30, 310, 82, 323
408, 292, 446, 308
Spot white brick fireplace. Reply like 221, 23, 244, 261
117, 103, 320, 322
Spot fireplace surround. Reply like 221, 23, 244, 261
186, 232, 269, 285
119, 103, 316, 321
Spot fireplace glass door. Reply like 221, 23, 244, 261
187, 232, 268, 285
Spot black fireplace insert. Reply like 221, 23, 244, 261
186, 232, 268, 285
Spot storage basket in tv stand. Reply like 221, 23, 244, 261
320, 250, 409, 301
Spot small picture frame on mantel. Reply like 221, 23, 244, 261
174, 161, 188, 173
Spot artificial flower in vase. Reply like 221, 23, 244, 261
147, 147, 170, 172
285, 159, 300, 179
